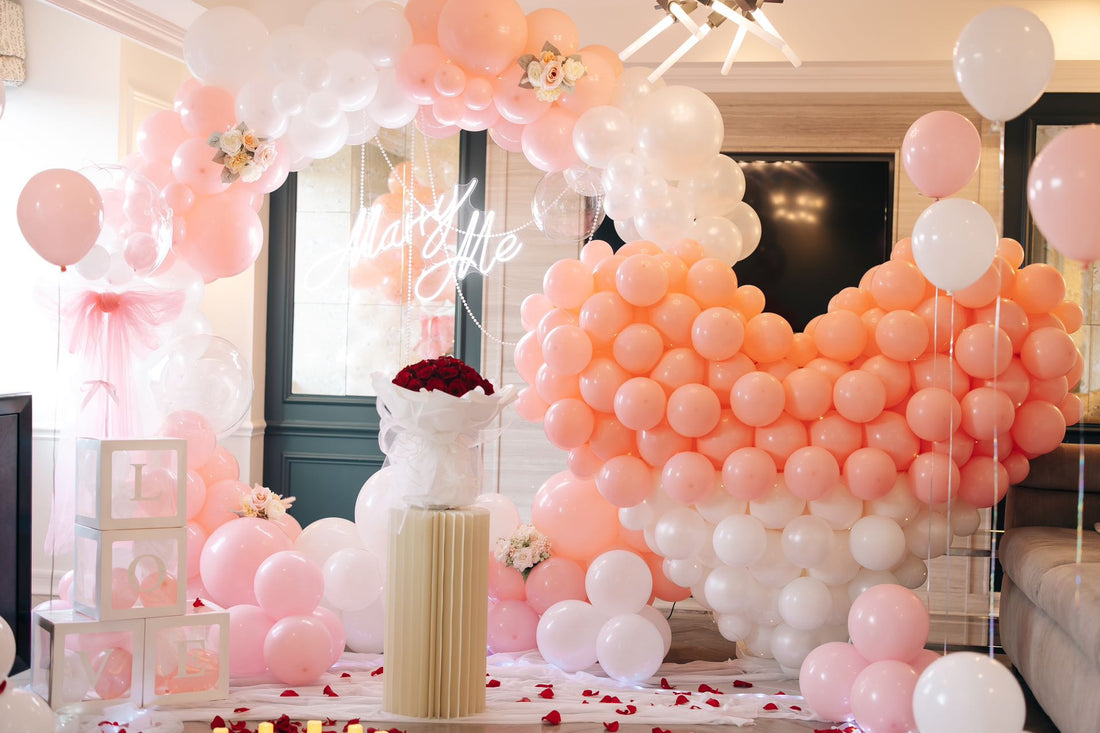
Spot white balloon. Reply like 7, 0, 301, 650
953, 6, 1054, 123
694, 489, 745, 525
777, 576, 832, 631
913, 652, 1026, 733
537, 600, 605, 672
680, 156, 746, 217
585, 550, 652, 615
691, 215, 743, 265
636, 190, 693, 248
892, 553, 929, 589
638, 604, 672, 655
573, 106, 635, 169
848, 515, 906, 571
354, 468, 396, 555
912, 198, 998, 293
351, 1, 413, 68
326, 50, 379, 112
712, 514, 767, 567
614, 215, 642, 244
342, 594, 385, 653
715, 612, 753, 642
184, 7, 268, 90
949, 501, 981, 537
826, 583, 852, 626
905, 510, 951, 559
614, 66, 665, 114
748, 531, 802, 588
739, 623, 776, 659
749, 481, 806, 530
0, 615, 13, 677
304, 0, 361, 51
346, 108, 382, 146
323, 547, 382, 611
474, 493, 520, 545
286, 111, 349, 160
0, 687, 55, 733
75, 244, 111, 281
703, 565, 755, 615
295, 517, 362, 568
781, 514, 834, 569
662, 557, 704, 588
867, 475, 922, 527
847, 568, 899, 603
601, 153, 648, 195
304, 90, 342, 128
769, 623, 820, 670
272, 78, 308, 117
618, 502, 655, 532
368, 68, 420, 129
653, 506, 707, 560
808, 485, 864, 530
266, 26, 324, 80
727, 201, 762, 261
635, 86, 723, 181
236, 77, 289, 138
596, 613, 665, 683
808, 532, 861, 585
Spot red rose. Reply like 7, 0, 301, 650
393, 356, 495, 396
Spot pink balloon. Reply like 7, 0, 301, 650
227, 604, 275, 677
730, 371, 785, 427
666, 383, 721, 438
833, 370, 887, 424
185, 521, 207, 579
197, 446, 240, 488
254, 550, 324, 619
557, 53, 616, 117
799, 641, 870, 722
524, 8, 579, 55
437, 0, 528, 76
396, 44, 447, 105
177, 84, 236, 137
489, 555, 526, 601
957, 455, 1010, 508
489, 118, 525, 152
613, 377, 667, 431
177, 195, 264, 280
406, 0, 446, 43
843, 448, 898, 501
270, 512, 302, 542
137, 110, 189, 164
613, 323, 665, 374
521, 106, 580, 172
848, 584, 929, 663
160, 410, 216, 469
543, 398, 595, 450
311, 607, 347, 666
784, 446, 840, 501
531, 473, 618, 563
263, 615, 335, 685
722, 447, 777, 500
905, 388, 961, 443
636, 420, 693, 467
17, 169, 103, 267
579, 358, 629, 413
616, 254, 670, 307
240, 138, 291, 195
93, 648, 134, 699
850, 660, 919, 733
908, 451, 960, 504
902, 111, 982, 199
194, 479, 248, 534
493, 66, 550, 125
487, 599, 539, 653
171, 137, 231, 197
542, 325, 593, 375
1027, 124, 1100, 263
524, 557, 587, 614
199, 517, 293, 608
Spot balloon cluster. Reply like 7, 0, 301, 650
516, 235, 1082, 673
0, 617, 56, 730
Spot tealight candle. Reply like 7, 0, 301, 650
347, 725, 364, 733
258, 724, 274, 733
306, 721, 322, 733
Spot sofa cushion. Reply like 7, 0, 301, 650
1000, 526, 1100, 667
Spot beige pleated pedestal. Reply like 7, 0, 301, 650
383, 505, 490, 718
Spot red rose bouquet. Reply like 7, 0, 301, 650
374, 356, 514, 508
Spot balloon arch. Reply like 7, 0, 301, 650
14, 1, 1100, 729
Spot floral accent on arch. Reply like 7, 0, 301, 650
208, 122, 277, 184
235, 483, 295, 520
517, 43, 587, 103
494, 523, 551, 577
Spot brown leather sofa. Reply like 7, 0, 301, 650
999, 443, 1100, 733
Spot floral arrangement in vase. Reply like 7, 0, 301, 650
375, 356, 515, 509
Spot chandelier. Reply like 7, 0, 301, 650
621, 0, 801, 82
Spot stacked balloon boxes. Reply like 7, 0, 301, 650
30, 439, 229, 710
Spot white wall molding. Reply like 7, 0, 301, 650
663, 59, 1100, 95
43, 0, 185, 59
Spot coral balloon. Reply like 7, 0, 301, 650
902, 110, 982, 198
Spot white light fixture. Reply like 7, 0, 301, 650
619, 0, 800, 76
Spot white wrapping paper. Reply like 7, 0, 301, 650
373, 374, 516, 509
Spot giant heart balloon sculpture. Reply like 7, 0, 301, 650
517, 232, 1082, 671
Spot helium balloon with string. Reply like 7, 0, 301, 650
531, 170, 605, 241
902, 111, 982, 199
910, 198, 998, 292
17, 169, 104, 269
1027, 124, 1100, 264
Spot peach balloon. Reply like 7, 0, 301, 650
543, 258, 593, 309
954, 323, 1012, 379
515, 386, 548, 422
1060, 393, 1085, 426
588, 414, 635, 460
579, 291, 633, 346
662, 451, 717, 504
520, 293, 554, 331
733, 284, 766, 318
907, 452, 959, 504
650, 293, 702, 346
860, 355, 911, 408
197, 447, 240, 489
743, 313, 794, 363
1052, 300, 1084, 333
405, 0, 447, 43
1011, 400, 1066, 457
833, 371, 887, 424
613, 323, 665, 374
972, 298, 1029, 351
666, 383, 721, 438
1027, 375, 1068, 406
953, 257, 1012, 309
1021, 327, 1078, 380
870, 260, 925, 311
843, 448, 898, 501
910, 355, 970, 401
998, 238, 1026, 268
521, 107, 580, 172
534, 364, 580, 403
685, 258, 738, 308
810, 411, 863, 464
864, 411, 921, 471
806, 357, 849, 386
690, 307, 745, 361
568, 445, 603, 478
784, 446, 841, 501
494, 66, 550, 125
829, 286, 873, 314
730, 371, 785, 427
723, 447, 778, 501
874, 310, 929, 362
579, 358, 629, 413
437, 0, 528, 75
543, 398, 595, 449
651, 348, 705, 392
194, 479, 248, 533
957, 455, 1009, 508
513, 331, 543, 383
930, 430, 976, 466
654, 252, 689, 291
1013, 263, 1066, 314
595, 455, 652, 507
531, 474, 619, 563
915, 293, 970, 352
695, 410, 755, 467
959, 387, 1015, 441
789, 333, 818, 367
754, 414, 808, 467
906, 388, 962, 442
782, 368, 833, 421
813, 310, 866, 362
637, 420, 693, 467
616, 254, 670, 307
524, 8, 579, 55
541, 325, 593, 376
613, 377, 667, 431
707, 353, 755, 403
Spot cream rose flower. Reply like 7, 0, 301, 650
219, 128, 243, 155
563, 59, 586, 84
266, 498, 286, 519
255, 143, 278, 168
248, 485, 273, 513
540, 60, 564, 90
226, 150, 250, 174
526, 60, 543, 87
240, 161, 263, 183
535, 87, 562, 103
241, 130, 260, 150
